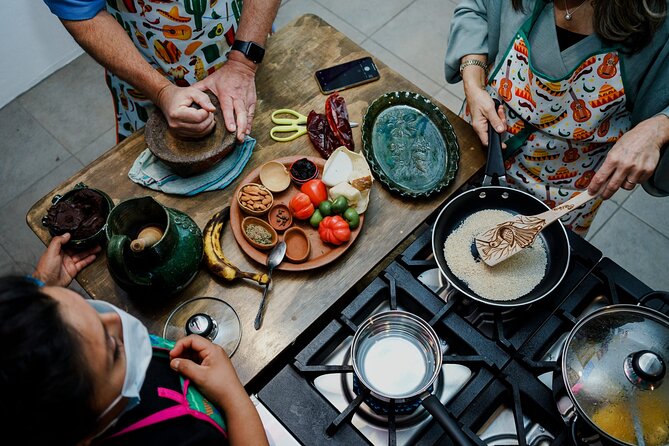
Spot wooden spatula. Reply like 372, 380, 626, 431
474, 192, 597, 266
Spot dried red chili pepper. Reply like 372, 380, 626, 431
307, 111, 339, 158
325, 93, 354, 151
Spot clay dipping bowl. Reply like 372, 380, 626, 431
259, 161, 291, 193
237, 183, 273, 217
283, 227, 310, 263
267, 204, 292, 232
42, 183, 114, 251
289, 158, 318, 186
241, 217, 278, 250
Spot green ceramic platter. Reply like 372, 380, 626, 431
362, 91, 460, 198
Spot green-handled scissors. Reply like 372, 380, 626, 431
270, 109, 309, 142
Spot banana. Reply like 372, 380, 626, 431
203, 206, 269, 285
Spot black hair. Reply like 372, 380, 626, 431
511, 0, 667, 53
0, 276, 97, 445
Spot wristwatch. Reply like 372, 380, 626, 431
231, 40, 265, 64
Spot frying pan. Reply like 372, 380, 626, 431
431, 120, 570, 307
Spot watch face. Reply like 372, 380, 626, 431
233, 40, 265, 64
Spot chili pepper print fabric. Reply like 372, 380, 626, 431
104, 0, 243, 140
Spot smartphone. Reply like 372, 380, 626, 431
315, 57, 380, 94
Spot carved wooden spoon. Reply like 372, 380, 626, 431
474, 192, 597, 267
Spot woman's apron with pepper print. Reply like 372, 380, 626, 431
104, 0, 243, 140
464, 0, 631, 236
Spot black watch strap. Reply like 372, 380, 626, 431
231, 40, 265, 64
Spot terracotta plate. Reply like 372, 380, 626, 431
230, 156, 365, 271
362, 91, 460, 197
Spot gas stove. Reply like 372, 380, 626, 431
256, 223, 667, 445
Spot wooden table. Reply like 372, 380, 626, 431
27, 14, 484, 386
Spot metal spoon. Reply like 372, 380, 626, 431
254, 241, 287, 330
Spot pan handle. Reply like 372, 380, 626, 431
421, 393, 475, 446
482, 99, 507, 187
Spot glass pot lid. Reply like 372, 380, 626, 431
163, 297, 241, 357
562, 305, 669, 446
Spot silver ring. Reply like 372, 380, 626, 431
624, 178, 636, 185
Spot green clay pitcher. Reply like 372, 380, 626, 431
105, 196, 203, 296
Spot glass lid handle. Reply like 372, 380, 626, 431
624, 350, 666, 389
186, 313, 218, 340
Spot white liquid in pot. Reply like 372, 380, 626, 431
361, 335, 428, 397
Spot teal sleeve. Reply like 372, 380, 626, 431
444, 0, 492, 84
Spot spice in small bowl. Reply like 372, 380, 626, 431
237, 183, 273, 216
268, 204, 293, 232
289, 158, 318, 186
241, 217, 278, 250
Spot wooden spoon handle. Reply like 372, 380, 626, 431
535, 191, 597, 226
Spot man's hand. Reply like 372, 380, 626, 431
155, 84, 217, 139
588, 115, 668, 199
170, 335, 246, 410
195, 52, 258, 142
33, 234, 101, 287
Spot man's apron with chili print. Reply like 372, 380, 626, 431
104, 0, 243, 140
463, 0, 631, 236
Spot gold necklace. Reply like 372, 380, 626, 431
563, 0, 587, 21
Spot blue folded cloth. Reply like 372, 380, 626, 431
128, 137, 255, 196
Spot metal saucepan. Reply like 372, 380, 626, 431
351, 310, 474, 446
553, 303, 669, 446
431, 120, 570, 307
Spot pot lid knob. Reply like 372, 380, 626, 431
185, 313, 218, 340
625, 350, 665, 389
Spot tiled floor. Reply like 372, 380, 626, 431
2, 0, 668, 291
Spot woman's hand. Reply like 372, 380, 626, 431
588, 115, 669, 199
194, 52, 258, 142
169, 335, 246, 410
155, 84, 217, 139
33, 233, 100, 287
170, 335, 269, 446
460, 55, 506, 146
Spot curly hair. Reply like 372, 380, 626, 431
0, 277, 97, 445
511, 0, 667, 53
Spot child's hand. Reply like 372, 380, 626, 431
169, 335, 247, 411
33, 234, 101, 287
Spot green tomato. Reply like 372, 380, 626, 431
343, 207, 360, 229
309, 209, 324, 228
331, 196, 348, 214
318, 200, 333, 216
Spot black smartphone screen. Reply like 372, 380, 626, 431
315, 57, 380, 94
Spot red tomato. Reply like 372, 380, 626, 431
289, 192, 315, 220
318, 215, 351, 245
300, 179, 328, 206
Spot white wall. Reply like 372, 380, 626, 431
0, 0, 84, 109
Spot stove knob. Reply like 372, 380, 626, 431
625, 350, 665, 389
185, 313, 218, 340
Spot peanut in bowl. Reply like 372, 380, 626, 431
237, 183, 274, 216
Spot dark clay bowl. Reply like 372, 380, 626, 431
145, 92, 237, 177
289, 158, 319, 186
42, 183, 114, 251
